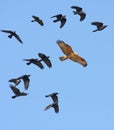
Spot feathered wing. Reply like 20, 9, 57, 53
51, 14, 62, 19
10, 85, 20, 95
44, 102, 59, 113
56, 40, 74, 55
32, 16, 44, 26
60, 17, 66, 28
14, 33, 23, 43
23, 78, 30, 90
1, 30, 13, 34
91, 22, 103, 28
79, 13, 86, 21
38, 53, 52, 68
69, 52, 87, 67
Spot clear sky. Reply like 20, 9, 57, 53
0, 0, 114, 130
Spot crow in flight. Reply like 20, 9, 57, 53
51, 14, 66, 28
71, 6, 86, 21
1, 29, 23, 43
38, 53, 52, 68
17, 74, 31, 90
31, 15, 44, 26
91, 22, 107, 32
23, 58, 44, 69
10, 85, 28, 99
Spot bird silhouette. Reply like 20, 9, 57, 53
38, 53, 52, 68
51, 14, 66, 28
9, 78, 21, 86
17, 74, 30, 90
23, 58, 44, 69
31, 15, 44, 26
10, 85, 28, 99
71, 6, 86, 21
1, 29, 23, 43
44, 102, 59, 113
45, 92, 59, 103
57, 40, 87, 67
91, 22, 107, 32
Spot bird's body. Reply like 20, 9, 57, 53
57, 40, 87, 67
1, 30, 23, 43
45, 92, 59, 103
31, 15, 44, 26
51, 14, 66, 28
10, 85, 28, 99
71, 6, 86, 21
44, 102, 59, 113
91, 22, 107, 32
38, 53, 52, 68
23, 58, 44, 69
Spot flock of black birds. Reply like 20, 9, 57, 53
2, 5, 107, 113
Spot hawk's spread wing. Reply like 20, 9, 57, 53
69, 53, 87, 67
56, 40, 74, 55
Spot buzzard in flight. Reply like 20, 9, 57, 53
31, 15, 44, 26
51, 14, 66, 28
91, 22, 107, 32
71, 6, 86, 21
1, 29, 23, 43
57, 40, 87, 67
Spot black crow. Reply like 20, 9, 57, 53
51, 14, 66, 28
38, 53, 52, 68
31, 15, 44, 26
71, 6, 86, 21
91, 22, 107, 32
23, 58, 44, 69
10, 85, 28, 99
1, 29, 23, 43
17, 74, 30, 90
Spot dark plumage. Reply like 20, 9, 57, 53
31, 15, 44, 26
1, 30, 23, 43
17, 74, 30, 90
38, 53, 52, 68
9, 78, 21, 86
91, 22, 107, 32
44, 102, 59, 113
71, 6, 86, 21
10, 85, 28, 99
51, 14, 66, 28
45, 92, 59, 103
23, 58, 44, 69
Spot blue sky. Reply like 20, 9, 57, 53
0, 0, 114, 130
